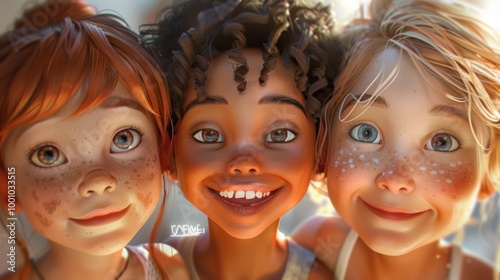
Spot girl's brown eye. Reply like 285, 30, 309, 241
265, 129, 296, 143
193, 129, 224, 143
111, 129, 142, 153
30, 145, 67, 167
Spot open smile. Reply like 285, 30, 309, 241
208, 187, 283, 216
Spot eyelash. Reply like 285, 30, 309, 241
25, 126, 147, 163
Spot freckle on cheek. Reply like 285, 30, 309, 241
35, 212, 51, 227
136, 191, 153, 208
44, 200, 61, 214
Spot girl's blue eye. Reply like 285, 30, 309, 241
349, 124, 382, 144
30, 145, 67, 168
193, 129, 224, 143
265, 129, 296, 143
424, 133, 459, 152
111, 128, 142, 153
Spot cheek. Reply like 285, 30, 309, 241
327, 143, 382, 181
125, 151, 162, 209
417, 159, 477, 200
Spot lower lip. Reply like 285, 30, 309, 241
210, 188, 282, 216
71, 206, 130, 227
362, 200, 425, 221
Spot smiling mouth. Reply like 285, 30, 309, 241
361, 200, 427, 221
70, 205, 130, 227
208, 187, 282, 215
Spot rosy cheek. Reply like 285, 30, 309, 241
130, 153, 161, 208
417, 160, 476, 200
136, 191, 153, 208
329, 146, 382, 177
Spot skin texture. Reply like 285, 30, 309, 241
2, 82, 163, 279
292, 48, 495, 280
170, 48, 330, 279
173, 48, 316, 239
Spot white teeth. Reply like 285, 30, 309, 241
218, 190, 272, 199
235, 190, 245, 199
246, 191, 255, 199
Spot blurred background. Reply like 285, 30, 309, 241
0, 0, 499, 275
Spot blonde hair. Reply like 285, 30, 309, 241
321, 0, 500, 192
319, 0, 500, 274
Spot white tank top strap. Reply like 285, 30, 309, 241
126, 244, 167, 280
334, 229, 358, 280
447, 244, 463, 280
281, 238, 316, 279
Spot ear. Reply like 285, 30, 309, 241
0, 167, 22, 213
477, 177, 495, 201
166, 169, 178, 181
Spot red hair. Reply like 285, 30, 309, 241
0, 0, 171, 278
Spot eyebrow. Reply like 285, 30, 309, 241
429, 104, 468, 122
101, 97, 144, 112
258, 95, 307, 116
184, 96, 229, 113
341, 94, 388, 113
183, 94, 307, 116
343, 94, 468, 122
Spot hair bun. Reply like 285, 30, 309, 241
14, 0, 96, 29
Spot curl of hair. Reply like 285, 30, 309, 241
145, 0, 340, 124
320, 0, 500, 193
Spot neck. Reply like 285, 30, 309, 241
33, 242, 129, 280
354, 240, 451, 280
194, 219, 288, 280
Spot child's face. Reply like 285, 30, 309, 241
173, 48, 316, 239
2, 82, 161, 255
327, 48, 488, 255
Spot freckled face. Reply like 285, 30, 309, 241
2, 82, 162, 255
327, 48, 487, 255
173, 48, 316, 239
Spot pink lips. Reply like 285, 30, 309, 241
361, 200, 426, 221
71, 205, 130, 226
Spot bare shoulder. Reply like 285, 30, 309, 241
460, 252, 498, 280
290, 214, 351, 271
148, 243, 190, 279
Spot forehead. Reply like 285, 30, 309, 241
183, 48, 303, 106
349, 48, 455, 105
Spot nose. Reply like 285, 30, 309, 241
227, 145, 261, 175
375, 166, 415, 194
78, 169, 117, 197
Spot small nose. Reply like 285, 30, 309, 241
375, 169, 415, 194
227, 145, 261, 175
78, 169, 117, 197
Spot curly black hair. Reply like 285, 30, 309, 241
142, 0, 341, 127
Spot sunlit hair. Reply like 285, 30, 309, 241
320, 0, 500, 192
0, 0, 171, 278
319, 0, 500, 273
143, 0, 340, 125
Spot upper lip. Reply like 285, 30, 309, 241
361, 199, 426, 215
71, 205, 130, 221
204, 174, 286, 191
